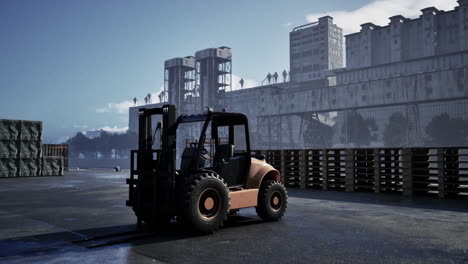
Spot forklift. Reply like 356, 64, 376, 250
126, 105, 287, 233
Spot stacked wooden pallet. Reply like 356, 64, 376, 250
378, 149, 404, 193
352, 149, 375, 192
443, 148, 468, 198
412, 148, 439, 196
265, 150, 282, 172
324, 149, 346, 191
283, 150, 302, 188
305, 150, 323, 189
42, 144, 69, 170
250, 147, 466, 199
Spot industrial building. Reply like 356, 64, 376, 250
346, 2, 468, 69
290, 16, 343, 83
129, 1, 468, 149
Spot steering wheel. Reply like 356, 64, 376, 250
190, 142, 208, 155
200, 146, 208, 155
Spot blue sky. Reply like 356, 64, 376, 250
0, 0, 455, 142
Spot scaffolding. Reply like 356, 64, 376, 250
195, 47, 232, 111
164, 56, 197, 114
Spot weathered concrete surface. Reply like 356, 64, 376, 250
0, 170, 467, 264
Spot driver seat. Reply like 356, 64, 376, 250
214, 144, 234, 164
180, 147, 205, 172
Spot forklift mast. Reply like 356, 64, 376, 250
128, 105, 177, 226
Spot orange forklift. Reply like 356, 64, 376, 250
126, 105, 287, 233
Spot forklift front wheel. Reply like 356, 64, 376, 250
182, 172, 230, 233
256, 180, 288, 221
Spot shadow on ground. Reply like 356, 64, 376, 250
0, 215, 266, 261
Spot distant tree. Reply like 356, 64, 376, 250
65, 132, 95, 158
66, 130, 137, 159
96, 131, 117, 158
341, 111, 378, 147
425, 113, 468, 146
303, 121, 334, 148
383, 112, 412, 147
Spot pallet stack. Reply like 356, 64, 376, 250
283, 150, 302, 188
265, 150, 282, 172
305, 150, 323, 189
352, 149, 375, 192
42, 144, 69, 171
379, 148, 404, 193
412, 148, 439, 196
251, 148, 466, 199
443, 148, 468, 198
0, 119, 64, 177
323, 149, 346, 191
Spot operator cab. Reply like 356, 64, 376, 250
177, 109, 251, 188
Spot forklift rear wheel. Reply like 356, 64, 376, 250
181, 172, 229, 233
256, 180, 288, 221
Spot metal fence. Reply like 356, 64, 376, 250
252, 148, 468, 199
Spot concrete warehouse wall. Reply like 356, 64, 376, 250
0, 119, 64, 177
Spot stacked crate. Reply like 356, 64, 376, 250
323, 149, 346, 190
0, 120, 20, 177
0, 119, 63, 177
305, 149, 323, 189
283, 150, 302, 188
443, 148, 468, 198
379, 149, 404, 193
412, 148, 439, 196
353, 149, 375, 192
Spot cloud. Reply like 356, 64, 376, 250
96, 87, 164, 114
97, 126, 128, 133
283, 22, 294, 28
306, 0, 458, 34
231, 74, 259, 90
96, 100, 136, 114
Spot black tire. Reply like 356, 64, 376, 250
180, 172, 230, 233
256, 180, 287, 221
228, 209, 239, 216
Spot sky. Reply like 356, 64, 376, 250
0, 0, 458, 143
